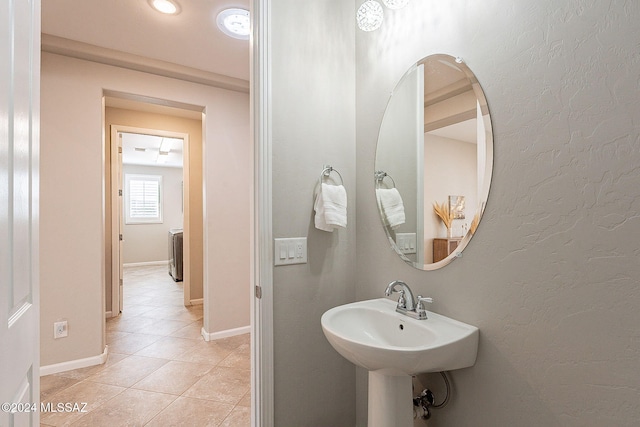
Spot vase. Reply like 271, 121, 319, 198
447, 227, 453, 239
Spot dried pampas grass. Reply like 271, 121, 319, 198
433, 201, 453, 230
469, 211, 480, 234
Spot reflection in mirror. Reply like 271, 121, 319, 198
375, 54, 493, 270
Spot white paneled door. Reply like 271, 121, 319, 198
0, 0, 41, 426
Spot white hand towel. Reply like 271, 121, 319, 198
322, 183, 347, 228
376, 188, 405, 229
314, 184, 334, 232
314, 183, 347, 231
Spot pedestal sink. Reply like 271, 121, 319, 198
321, 298, 479, 427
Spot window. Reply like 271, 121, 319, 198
125, 174, 163, 224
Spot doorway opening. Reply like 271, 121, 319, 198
119, 130, 188, 312
111, 126, 191, 314
104, 95, 206, 320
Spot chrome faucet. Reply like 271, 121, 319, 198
384, 280, 433, 320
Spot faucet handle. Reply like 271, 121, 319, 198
415, 296, 433, 318
396, 290, 407, 309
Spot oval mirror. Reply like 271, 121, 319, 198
374, 54, 493, 270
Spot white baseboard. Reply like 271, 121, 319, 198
201, 325, 250, 342
189, 298, 203, 306
40, 345, 109, 377
123, 260, 168, 268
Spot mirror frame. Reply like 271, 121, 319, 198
375, 53, 493, 270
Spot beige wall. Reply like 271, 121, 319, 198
356, 1, 640, 425
105, 108, 203, 304
40, 52, 250, 366
423, 134, 477, 262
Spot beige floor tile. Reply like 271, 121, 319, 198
107, 332, 162, 354
71, 389, 176, 427
170, 322, 204, 340
106, 316, 158, 334
42, 266, 252, 427
133, 318, 193, 336
40, 376, 79, 401
52, 353, 130, 381
215, 334, 250, 351
219, 350, 250, 370
85, 355, 168, 387
116, 304, 157, 317
171, 341, 232, 366
237, 390, 251, 407
220, 405, 251, 427
145, 396, 234, 427
40, 381, 125, 426
183, 366, 250, 405
130, 361, 212, 395
105, 330, 131, 344
133, 336, 201, 360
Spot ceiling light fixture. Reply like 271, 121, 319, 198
357, 0, 409, 31
217, 8, 250, 40
382, 0, 409, 9
357, 0, 384, 32
148, 0, 181, 15
159, 138, 173, 153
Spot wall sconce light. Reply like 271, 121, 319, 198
357, 0, 408, 32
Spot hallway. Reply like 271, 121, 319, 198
40, 265, 251, 426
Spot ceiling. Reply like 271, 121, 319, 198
122, 132, 184, 168
41, 0, 251, 81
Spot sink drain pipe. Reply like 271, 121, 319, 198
413, 371, 451, 420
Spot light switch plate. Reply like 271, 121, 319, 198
274, 237, 308, 266
395, 233, 417, 254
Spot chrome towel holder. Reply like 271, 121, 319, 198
375, 170, 396, 188
320, 165, 344, 185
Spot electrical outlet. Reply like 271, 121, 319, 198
54, 321, 68, 339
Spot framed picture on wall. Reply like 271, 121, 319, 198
449, 195, 465, 220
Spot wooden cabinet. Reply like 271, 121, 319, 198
433, 238, 462, 263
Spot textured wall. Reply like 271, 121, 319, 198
356, 1, 640, 425
270, 0, 357, 425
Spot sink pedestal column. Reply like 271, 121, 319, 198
368, 371, 413, 427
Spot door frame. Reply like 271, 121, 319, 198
252, 0, 274, 425
110, 124, 191, 313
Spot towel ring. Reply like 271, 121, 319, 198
320, 165, 344, 185
375, 170, 396, 188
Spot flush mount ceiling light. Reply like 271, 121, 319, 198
382, 0, 409, 9
148, 0, 181, 15
217, 8, 250, 40
357, 0, 384, 32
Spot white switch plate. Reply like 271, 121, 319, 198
274, 237, 308, 266
395, 233, 417, 254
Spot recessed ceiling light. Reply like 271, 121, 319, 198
217, 8, 250, 40
148, 0, 181, 15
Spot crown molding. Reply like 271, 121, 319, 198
41, 33, 249, 94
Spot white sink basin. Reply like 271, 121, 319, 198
321, 298, 479, 376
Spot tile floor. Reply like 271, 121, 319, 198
40, 265, 251, 427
